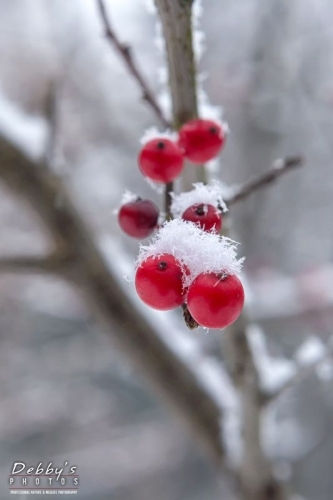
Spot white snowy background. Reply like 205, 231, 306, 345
0, 0, 333, 499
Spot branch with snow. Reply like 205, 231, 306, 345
264, 336, 333, 404
223, 317, 290, 500
155, 0, 207, 192
0, 132, 227, 466
96, 0, 171, 129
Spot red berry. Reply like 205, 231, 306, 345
118, 199, 159, 239
182, 203, 222, 232
187, 273, 244, 329
178, 119, 226, 163
135, 254, 186, 310
138, 138, 184, 183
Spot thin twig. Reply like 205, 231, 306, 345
164, 181, 173, 220
226, 156, 303, 206
96, 0, 171, 129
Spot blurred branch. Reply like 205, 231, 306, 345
226, 156, 303, 206
0, 253, 72, 274
0, 133, 224, 466
222, 317, 290, 500
96, 0, 171, 129
96, 0, 175, 219
264, 339, 333, 405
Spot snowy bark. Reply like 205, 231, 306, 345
155, 0, 206, 190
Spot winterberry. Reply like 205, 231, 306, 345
187, 273, 244, 329
138, 138, 184, 183
178, 119, 226, 163
135, 254, 186, 310
118, 199, 159, 239
181, 203, 222, 232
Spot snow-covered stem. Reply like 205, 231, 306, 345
0, 132, 225, 467
96, 0, 171, 129
155, 0, 206, 189
226, 156, 303, 206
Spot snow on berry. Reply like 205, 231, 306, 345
170, 181, 228, 219
182, 203, 222, 232
136, 219, 244, 289
140, 126, 177, 145
120, 190, 140, 206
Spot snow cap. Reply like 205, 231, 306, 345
170, 181, 228, 219
136, 219, 244, 287
140, 126, 177, 145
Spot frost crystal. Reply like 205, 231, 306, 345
140, 126, 177, 145
170, 182, 228, 219
144, 176, 164, 194
192, 0, 205, 61
136, 219, 244, 287
295, 336, 326, 366
120, 190, 139, 205
114, 190, 139, 215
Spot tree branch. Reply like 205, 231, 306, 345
264, 339, 333, 404
155, 0, 206, 190
226, 156, 303, 206
0, 133, 224, 466
0, 253, 72, 274
222, 316, 289, 500
155, 3, 293, 498
96, 0, 171, 129
96, 0, 175, 222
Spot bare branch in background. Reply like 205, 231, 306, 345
222, 316, 290, 500
0, 133, 225, 466
226, 156, 303, 206
96, 0, 171, 129
0, 253, 72, 274
264, 339, 333, 404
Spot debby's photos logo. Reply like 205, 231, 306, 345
8, 461, 79, 495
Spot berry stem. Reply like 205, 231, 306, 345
182, 304, 199, 330
164, 181, 173, 220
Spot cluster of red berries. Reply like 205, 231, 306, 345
135, 252, 244, 329
116, 117, 244, 330
118, 118, 226, 239
138, 118, 226, 183
133, 219, 244, 330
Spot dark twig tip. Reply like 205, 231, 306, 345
182, 304, 199, 330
